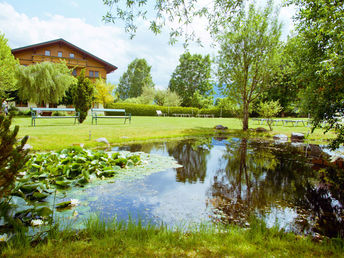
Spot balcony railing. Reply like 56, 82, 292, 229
32, 55, 87, 67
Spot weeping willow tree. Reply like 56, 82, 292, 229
16, 62, 76, 104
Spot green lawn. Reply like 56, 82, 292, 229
13, 116, 335, 151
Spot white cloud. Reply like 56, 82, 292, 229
0, 2, 189, 88
0, 1, 295, 88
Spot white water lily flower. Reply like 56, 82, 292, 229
31, 219, 43, 226
0, 233, 9, 242
70, 199, 80, 206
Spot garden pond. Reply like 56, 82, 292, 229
2, 136, 344, 239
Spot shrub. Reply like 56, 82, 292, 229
106, 103, 236, 117
0, 114, 29, 199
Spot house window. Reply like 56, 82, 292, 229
69, 53, 75, 58
72, 69, 77, 76
58, 51, 63, 57
15, 100, 28, 107
89, 71, 94, 77
94, 71, 99, 78
45, 50, 51, 56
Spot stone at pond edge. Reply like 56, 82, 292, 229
273, 134, 288, 141
256, 127, 268, 133
214, 125, 228, 130
291, 132, 305, 142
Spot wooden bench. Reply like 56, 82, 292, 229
31, 108, 79, 127
91, 108, 131, 125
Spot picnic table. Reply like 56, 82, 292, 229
172, 113, 193, 117
196, 114, 215, 118
252, 118, 310, 127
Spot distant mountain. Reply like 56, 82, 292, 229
212, 84, 225, 103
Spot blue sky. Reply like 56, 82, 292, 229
0, 0, 295, 88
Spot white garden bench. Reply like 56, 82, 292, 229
91, 108, 131, 125
30, 108, 79, 127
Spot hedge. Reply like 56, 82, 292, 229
105, 103, 236, 117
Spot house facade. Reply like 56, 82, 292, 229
11, 38, 117, 109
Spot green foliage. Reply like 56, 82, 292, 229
94, 77, 116, 107
71, 70, 94, 123
155, 89, 181, 107
286, 0, 344, 149
123, 86, 156, 105
117, 58, 154, 100
16, 61, 76, 104
0, 114, 29, 199
190, 90, 213, 109
257, 100, 282, 131
216, 1, 281, 131
259, 39, 300, 116
169, 52, 213, 107
0, 32, 19, 99
103, 0, 245, 44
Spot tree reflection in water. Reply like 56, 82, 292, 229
168, 137, 212, 183
207, 138, 344, 237
115, 137, 344, 237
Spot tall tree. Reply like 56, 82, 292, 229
16, 61, 76, 105
258, 37, 301, 116
0, 33, 19, 99
72, 70, 94, 123
169, 52, 213, 107
216, 2, 281, 131
117, 58, 154, 100
94, 77, 115, 107
286, 0, 344, 149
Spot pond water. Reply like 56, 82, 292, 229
56, 137, 344, 238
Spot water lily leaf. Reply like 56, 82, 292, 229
56, 201, 72, 209
36, 207, 53, 217
55, 181, 70, 188
31, 164, 42, 169
20, 184, 38, 194
31, 192, 49, 200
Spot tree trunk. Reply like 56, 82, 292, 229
242, 103, 249, 131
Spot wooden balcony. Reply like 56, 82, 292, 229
32, 55, 87, 67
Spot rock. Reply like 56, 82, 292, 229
255, 127, 268, 133
291, 132, 305, 142
214, 125, 228, 130
273, 134, 288, 141
96, 137, 109, 145
22, 144, 33, 150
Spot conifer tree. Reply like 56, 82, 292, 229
72, 70, 94, 123
0, 114, 29, 199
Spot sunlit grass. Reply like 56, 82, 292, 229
12, 116, 336, 151
2, 216, 343, 257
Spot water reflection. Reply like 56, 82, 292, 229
105, 137, 344, 237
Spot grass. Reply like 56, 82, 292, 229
2, 216, 343, 257
13, 116, 336, 151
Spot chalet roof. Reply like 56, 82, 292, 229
11, 38, 117, 74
